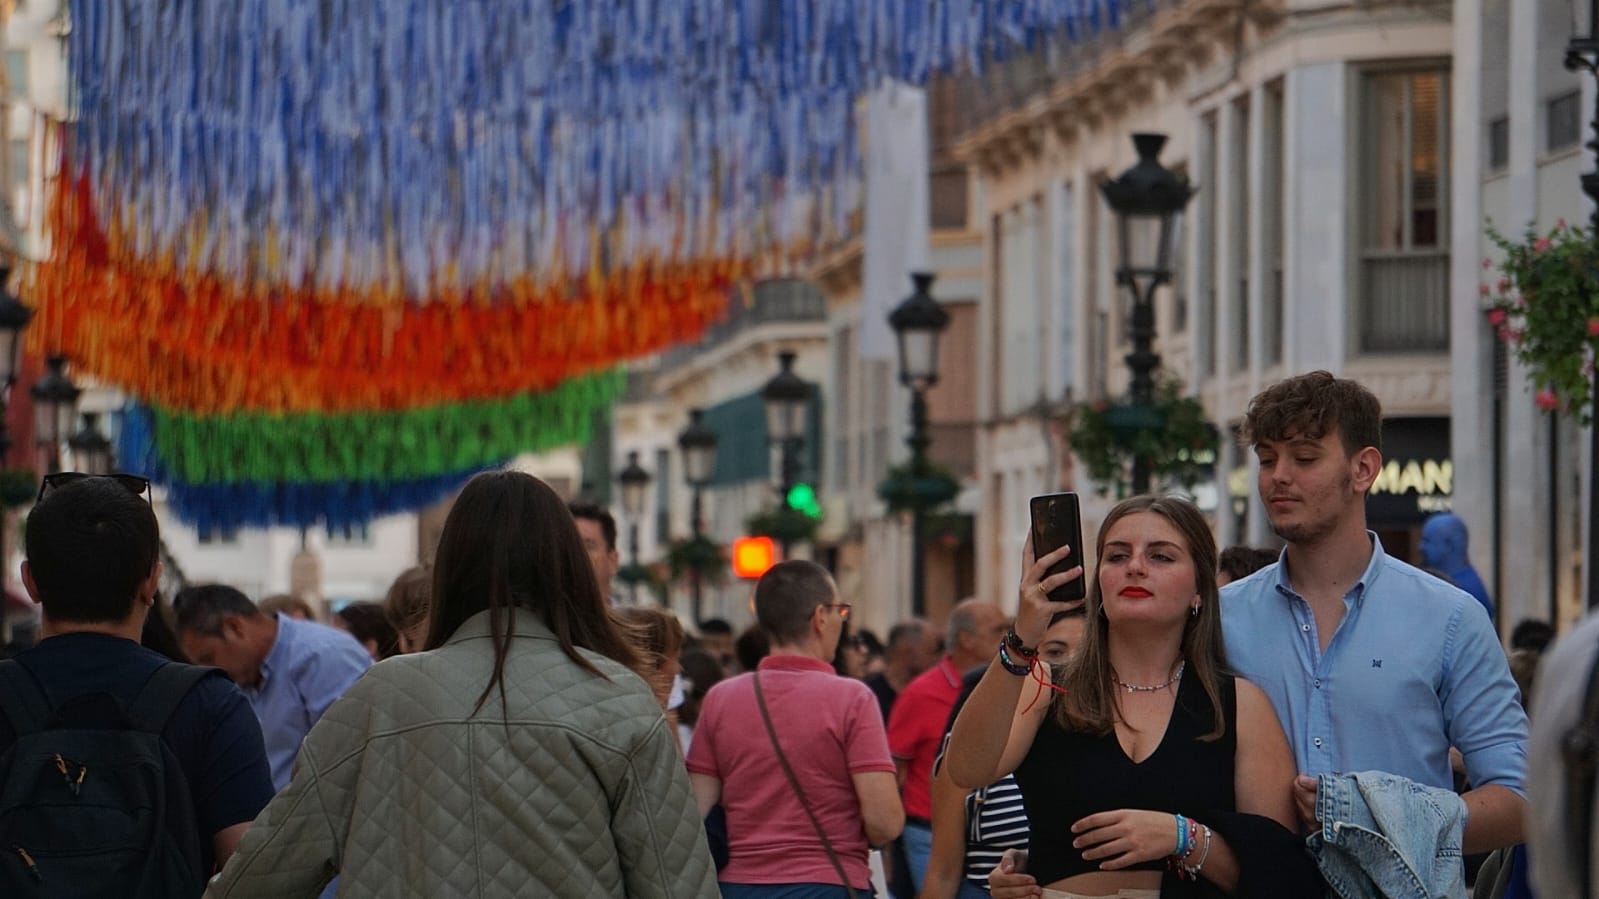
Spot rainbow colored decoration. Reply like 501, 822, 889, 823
28, 0, 1135, 530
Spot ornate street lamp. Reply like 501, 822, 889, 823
616, 450, 652, 605
761, 350, 810, 557
68, 412, 114, 476
887, 272, 952, 617
1568, 0, 1599, 609
676, 409, 719, 623
1100, 132, 1197, 494
30, 354, 80, 474
0, 267, 33, 461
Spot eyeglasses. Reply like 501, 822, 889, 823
825, 602, 852, 621
37, 472, 153, 504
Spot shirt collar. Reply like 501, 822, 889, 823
1273, 531, 1386, 606
757, 654, 835, 674
257, 612, 293, 685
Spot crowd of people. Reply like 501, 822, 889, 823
0, 368, 1592, 899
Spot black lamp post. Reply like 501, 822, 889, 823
1567, 0, 1599, 608
677, 408, 718, 624
616, 450, 652, 605
68, 412, 113, 476
30, 354, 80, 475
1100, 133, 1197, 495
888, 272, 951, 617
0, 267, 33, 463
762, 350, 810, 558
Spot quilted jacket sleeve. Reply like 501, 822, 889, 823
202, 736, 342, 898
609, 715, 719, 898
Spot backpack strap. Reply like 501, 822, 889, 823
0, 658, 53, 737
126, 663, 214, 734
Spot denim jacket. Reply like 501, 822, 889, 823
1308, 771, 1468, 899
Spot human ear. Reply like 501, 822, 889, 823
1350, 446, 1383, 494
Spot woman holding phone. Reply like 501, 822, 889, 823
944, 495, 1317, 899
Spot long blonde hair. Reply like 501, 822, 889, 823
1053, 494, 1229, 741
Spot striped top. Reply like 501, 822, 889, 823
934, 734, 1031, 891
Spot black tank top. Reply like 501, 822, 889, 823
1012, 672, 1237, 888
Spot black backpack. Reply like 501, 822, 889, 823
0, 660, 213, 898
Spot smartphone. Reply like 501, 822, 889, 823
1029, 492, 1086, 602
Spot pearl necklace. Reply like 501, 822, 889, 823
1113, 661, 1185, 693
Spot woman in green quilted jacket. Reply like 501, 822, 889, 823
204, 470, 720, 898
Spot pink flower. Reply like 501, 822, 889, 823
1479, 283, 1491, 297
1487, 308, 1508, 326
1558, 218, 1568, 229
1482, 257, 1493, 270
1589, 317, 1599, 336
1535, 388, 1560, 410
1497, 278, 1510, 292
1534, 237, 1552, 253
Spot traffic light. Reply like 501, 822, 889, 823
731, 536, 777, 578
785, 482, 822, 519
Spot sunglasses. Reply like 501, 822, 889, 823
37, 472, 153, 504
825, 602, 852, 621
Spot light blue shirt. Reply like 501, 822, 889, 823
1221, 534, 1527, 796
244, 614, 373, 791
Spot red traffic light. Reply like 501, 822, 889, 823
731, 536, 777, 579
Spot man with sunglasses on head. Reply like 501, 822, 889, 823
0, 474, 273, 895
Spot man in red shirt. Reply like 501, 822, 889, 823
887, 597, 1007, 892
688, 560, 904, 897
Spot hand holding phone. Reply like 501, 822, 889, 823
1029, 492, 1086, 603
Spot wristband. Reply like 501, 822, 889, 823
996, 640, 1032, 676
1004, 628, 1039, 659
1179, 824, 1212, 879
1174, 814, 1189, 857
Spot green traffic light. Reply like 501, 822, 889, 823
785, 482, 823, 519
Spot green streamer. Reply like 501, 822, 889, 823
146, 370, 625, 484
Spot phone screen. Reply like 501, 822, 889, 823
1029, 492, 1086, 602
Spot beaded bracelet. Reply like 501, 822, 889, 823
996, 640, 1032, 676
1179, 824, 1212, 879
1004, 628, 1039, 659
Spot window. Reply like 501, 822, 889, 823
1263, 84, 1285, 367
653, 447, 670, 543
1231, 96, 1251, 372
4, 51, 23, 96
1359, 68, 1451, 353
1548, 91, 1582, 154
10, 139, 25, 191
1197, 113, 1218, 377
1487, 116, 1510, 171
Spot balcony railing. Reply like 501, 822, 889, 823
657, 277, 826, 373
1358, 250, 1449, 353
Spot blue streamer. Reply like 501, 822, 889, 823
67, 0, 1139, 297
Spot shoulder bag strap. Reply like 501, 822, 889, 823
753, 671, 860, 899
127, 663, 214, 734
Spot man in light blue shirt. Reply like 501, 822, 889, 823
174, 585, 372, 789
1220, 371, 1527, 857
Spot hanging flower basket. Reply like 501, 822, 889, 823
1484, 221, 1599, 423
878, 461, 962, 515
1068, 375, 1219, 498
0, 469, 35, 509
665, 535, 726, 585
746, 506, 820, 545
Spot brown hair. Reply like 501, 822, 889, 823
1053, 495, 1229, 741
383, 565, 432, 645
425, 470, 641, 714
613, 606, 685, 673
754, 560, 836, 644
1240, 370, 1382, 458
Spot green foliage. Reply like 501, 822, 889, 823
878, 460, 962, 514
0, 469, 35, 509
1484, 221, 1599, 423
665, 535, 726, 584
1068, 376, 1219, 497
746, 505, 820, 544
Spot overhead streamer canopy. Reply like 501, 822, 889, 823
29, 0, 1141, 530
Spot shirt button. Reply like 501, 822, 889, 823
1314, 737, 1323, 747
1301, 625, 1310, 632
1314, 679, 1321, 688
